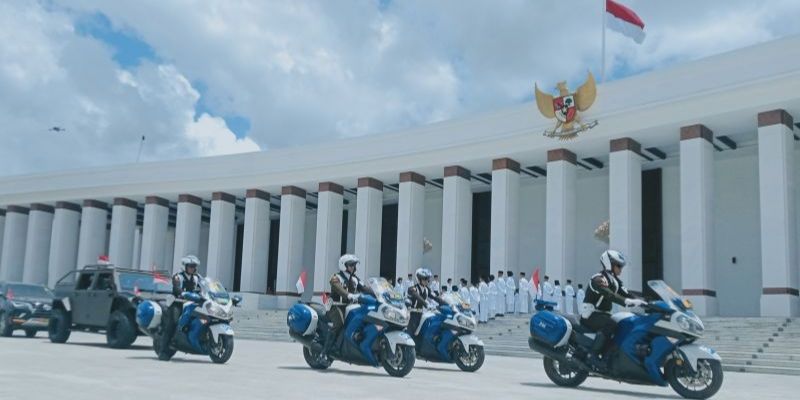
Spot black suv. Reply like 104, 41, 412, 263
49, 265, 172, 348
0, 282, 55, 337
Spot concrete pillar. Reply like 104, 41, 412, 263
164, 227, 176, 273
0, 209, 5, 263
396, 172, 426, 281
313, 183, 344, 296
240, 189, 271, 293
108, 198, 138, 268
173, 194, 203, 273
546, 150, 577, 282
22, 204, 54, 284
680, 125, 717, 316
355, 177, 383, 279
491, 158, 521, 278
346, 201, 357, 254
757, 110, 799, 316
77, 200, 108, 268
206, 192, 237, 289
139, 196, 169, 270
442, 166, 473, 283
275, 186, 307, 308
609, 138, 643, 292
0, 206, 28, 281
132, 227, 142, 271
48, 202, 81, 287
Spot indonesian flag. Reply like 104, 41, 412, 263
153, 271, 170, 285
606, 0, 646, 44
532, 268, 541, 291
296, 271, 307, 294
98, 255, 110, 265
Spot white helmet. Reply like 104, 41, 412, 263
339, 254, 360, 273
415, 268, 433, 282
600, 250, 626, 271
181, 255, 200, 272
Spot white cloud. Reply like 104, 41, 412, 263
186, 113, 261, 156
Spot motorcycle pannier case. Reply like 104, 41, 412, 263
287, 303, 318, 336
530, 311, 570, 347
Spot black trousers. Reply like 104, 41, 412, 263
581, 312, 616, 337
408, 311, 423, 336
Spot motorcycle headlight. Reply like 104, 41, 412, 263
676, 314, 704, 335
381, 306, 408, 326
43, 304, 52, 311
456, 314, 477, 331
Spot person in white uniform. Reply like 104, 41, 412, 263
496, 271, 507, 316
576, 283, 585, 311
553, 279, 563, 311
431, 275, 441, 296
564, 279, 575, 315
402, 273, 414, 294
478, 277, 489, 323
488, 275, 498, 319
394, 277, 405, 297
459, 279, 471, 308
542, 275, 554, 304
506, 271, 517, 315
469, 281, 480, 318
517, 272, 530, 314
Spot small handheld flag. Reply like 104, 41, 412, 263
296, 271, 307, 294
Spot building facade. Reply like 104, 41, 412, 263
1, 37, 799, 316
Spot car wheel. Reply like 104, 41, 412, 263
24, 329, 37, 338
0, 311, 14, 337
48, 308, 71, 343
106, 310, 137, 349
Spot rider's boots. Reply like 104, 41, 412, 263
587, 332, 609, 372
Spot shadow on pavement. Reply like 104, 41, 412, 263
277, 366, 392, 378
126, 356, 215, 364
63, 342, 152, 350
521, 382, 681, 399
413, 366, 463, 373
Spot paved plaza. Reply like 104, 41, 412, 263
1, 332, 798, 400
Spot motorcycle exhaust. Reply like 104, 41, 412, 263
289, 331, 323, 353
528, 336, 588, 371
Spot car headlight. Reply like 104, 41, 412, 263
456, 314, 477, 331
381, 306, 408, 326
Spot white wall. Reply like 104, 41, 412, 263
422, 191, 443, 275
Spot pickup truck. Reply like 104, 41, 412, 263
49, 264, 172, 349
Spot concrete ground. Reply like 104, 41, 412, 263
1, 332, 798, 400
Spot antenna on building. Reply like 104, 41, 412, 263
135, 135, 146, 163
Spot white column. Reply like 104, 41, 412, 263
77, 200, 108, 268
132, 227, 142, 271
355, 177, 383, 279
442, 166, 473, 282
396, 172, 426, 281
22, 204, 54, 284
0, 210, 5, 263
164, 227, 176, 272
0, 206, 28, 281
609, 138, 643, 292
198, 222, 210, 276
546, 150, 577, 283
491, 158, 521, 279
139, 196, 169, 270
314, 183, 344, 297
240, 189, 271, 293
48, 202, 81, 287
173, 194, 203, 273
346, 201, 357, 254
757, 110, 799, 316
206, 192, 237, 290
276, 186, 307, 308
680, 125, 717, 316
108, 198, 138, 268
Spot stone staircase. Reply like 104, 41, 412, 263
230, 308, 800, 376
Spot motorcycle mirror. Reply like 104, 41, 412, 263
232, 295, 243, 307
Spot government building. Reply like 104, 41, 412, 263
1, 37, 798, 317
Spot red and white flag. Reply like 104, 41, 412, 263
296, 271, 307, 294
606, 0, 646, 44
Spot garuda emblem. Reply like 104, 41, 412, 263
534, 71, 598, 140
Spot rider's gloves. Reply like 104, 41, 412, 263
347, 293, 360, 302
624, 298, 647, 307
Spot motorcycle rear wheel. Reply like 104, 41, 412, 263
543, 356, 588, 387
303, 346, 333, 369
665, 358, 723, 399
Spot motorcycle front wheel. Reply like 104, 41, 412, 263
208, 335, 234, 364
380, 341, 415, 377
665, 358, 723, 399
453, 342, 485, 372
543, 356, 588, 387
303, 346, 333, 369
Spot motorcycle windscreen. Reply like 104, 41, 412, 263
647, 280, 691, 312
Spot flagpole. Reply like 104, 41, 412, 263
601, 0, 606, 83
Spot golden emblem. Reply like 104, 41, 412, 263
534, 71, 598, 140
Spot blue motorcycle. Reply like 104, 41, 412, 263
410, 292, 485, 372
529, 280, 723, 399
287, 277, 416, 377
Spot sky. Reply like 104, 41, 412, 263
1, 0, 799, 176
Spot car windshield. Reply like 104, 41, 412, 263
200, 278, 230, 305
6, 284, 53, 298
119, 271, 173, 294
368, 277, 406, 308
647, 280, 693, 311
